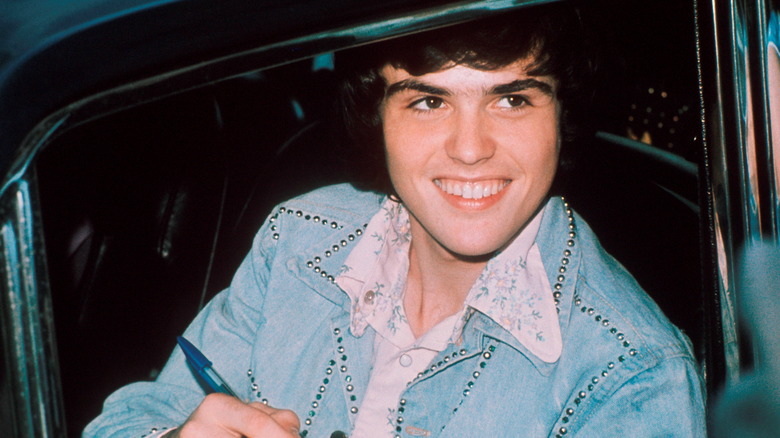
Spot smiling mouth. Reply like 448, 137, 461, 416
434, 179, 511, 200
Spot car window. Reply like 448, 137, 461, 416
28, 0, 706, 434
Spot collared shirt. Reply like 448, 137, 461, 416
336, 199, 562, 436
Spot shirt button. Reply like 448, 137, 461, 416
363, 290, 375, 304
399, 354, 412, 367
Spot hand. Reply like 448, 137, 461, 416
167, 393, 300, 437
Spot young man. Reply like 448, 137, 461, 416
86, 5, 706, 437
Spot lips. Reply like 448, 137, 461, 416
434, 178, 510, 200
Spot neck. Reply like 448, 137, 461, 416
403, 222, 489, 338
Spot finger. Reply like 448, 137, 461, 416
270, 409, 301, 432
248, 402, 301, 434
179, 394, 297, 438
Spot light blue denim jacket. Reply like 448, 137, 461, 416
85, 184, 706, 437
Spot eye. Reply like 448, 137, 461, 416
496, 95, 528, 108
410, 96, 445, 110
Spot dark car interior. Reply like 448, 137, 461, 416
32, 0, 704, 435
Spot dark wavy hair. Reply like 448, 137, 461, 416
336, 3, 597, 195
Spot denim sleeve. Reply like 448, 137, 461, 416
83, 213, 278, 438
572, 355, 707, 437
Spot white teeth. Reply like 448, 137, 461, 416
435, 179, 509, 200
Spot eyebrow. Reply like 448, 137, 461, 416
385, 77, 555, 99
385, 79, 449, 98
490, 79, 555, 96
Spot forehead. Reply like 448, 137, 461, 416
380, 58, 558, 94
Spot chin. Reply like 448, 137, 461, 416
444, 239, 506, 260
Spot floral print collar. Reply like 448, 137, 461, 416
335, 199, 562, 363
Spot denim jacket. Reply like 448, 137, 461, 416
85, 184, 706, 437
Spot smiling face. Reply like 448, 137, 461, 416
380, 59, 561, 259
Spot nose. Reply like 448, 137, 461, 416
445, 110, 496, 164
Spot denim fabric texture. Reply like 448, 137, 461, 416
84, 184, 706, 437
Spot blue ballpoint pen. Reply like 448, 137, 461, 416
177, 336, 238, 397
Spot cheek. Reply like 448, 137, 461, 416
499, 118, 560, 169
383, 115, 436, 175
382, 120, 417, 187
